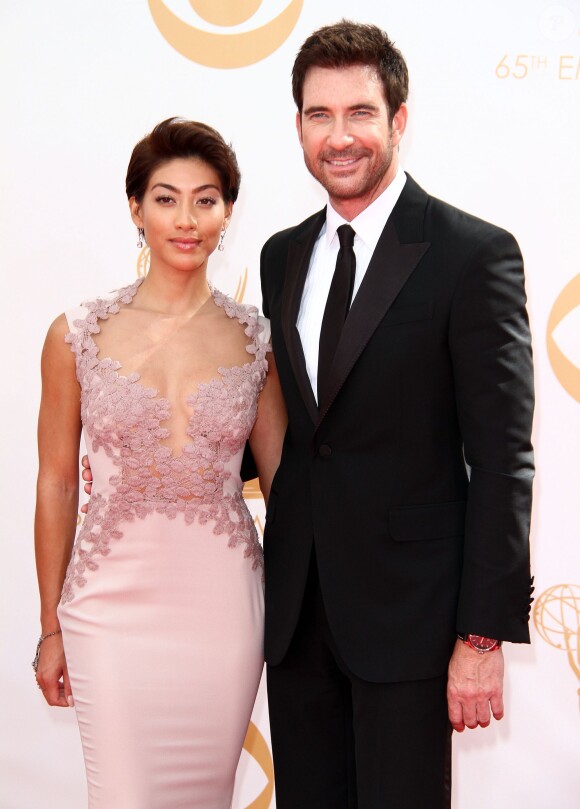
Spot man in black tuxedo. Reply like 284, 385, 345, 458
261, 20, 534, 808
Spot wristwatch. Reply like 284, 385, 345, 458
457, 633, 502, 654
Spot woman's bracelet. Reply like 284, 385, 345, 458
32, 629, 62, 674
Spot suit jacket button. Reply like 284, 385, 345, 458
319, 444, 332, 457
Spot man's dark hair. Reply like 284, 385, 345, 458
292, 19, 409, 122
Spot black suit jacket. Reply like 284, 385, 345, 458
260, 175, 534, 683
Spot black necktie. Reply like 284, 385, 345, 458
317, 224, 356, 404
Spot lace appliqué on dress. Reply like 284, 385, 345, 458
61, 279, 270, 603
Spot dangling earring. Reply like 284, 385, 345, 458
137, 227, 145, 248
218, 227, 226, 252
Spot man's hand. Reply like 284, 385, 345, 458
447, 639, 504, 732
80, 455, 93, 514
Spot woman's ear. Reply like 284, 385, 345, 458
224, 201, 233, 229
129, 197, 143, 228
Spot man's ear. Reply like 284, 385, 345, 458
296, 111, 303, 147
390, 103, 408, 147
129, 197, 143, 228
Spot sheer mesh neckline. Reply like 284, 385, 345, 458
78, 276, 262, 405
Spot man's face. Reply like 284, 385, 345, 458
297, 64, 407, 219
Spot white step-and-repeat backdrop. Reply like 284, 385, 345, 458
1, 1, 579, 806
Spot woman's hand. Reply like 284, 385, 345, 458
35, 634, 74, 708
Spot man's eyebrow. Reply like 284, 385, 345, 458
302, 103, 380, 116
302, 105, 330, 116
350, 103, 380, 111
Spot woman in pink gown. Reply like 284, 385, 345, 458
33, 118, 286, 808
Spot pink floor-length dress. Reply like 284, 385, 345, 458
57, 279, 266, 809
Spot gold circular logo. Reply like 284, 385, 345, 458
189, 0, 262, 27
546, 274, 580, 403
148, 0, 304, 69
242, 720, 274, 808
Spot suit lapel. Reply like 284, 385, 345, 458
281, 209, 326, 424
317, 177, 431, 425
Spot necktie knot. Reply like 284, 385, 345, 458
337, 224, 355, 251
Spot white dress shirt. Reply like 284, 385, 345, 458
297, 166, 407, 401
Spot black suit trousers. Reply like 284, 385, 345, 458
267, 550, 452, 809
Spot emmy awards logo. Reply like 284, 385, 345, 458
533, 583, 580, 708
137, 245, 151, 277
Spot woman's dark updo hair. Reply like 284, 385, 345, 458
126, 117, 241, 204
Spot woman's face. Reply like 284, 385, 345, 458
130, 157, 232, 276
